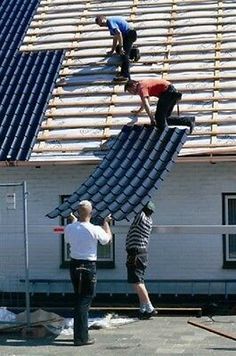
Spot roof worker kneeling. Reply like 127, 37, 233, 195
95, 15, 137, 83
125, 78, 195, 133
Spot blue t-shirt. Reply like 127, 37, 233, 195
107, 16, 130, 36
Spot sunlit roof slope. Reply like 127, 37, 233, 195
47, 126, 187, 220
0, 0, 64, 161
19, 0, 236, 162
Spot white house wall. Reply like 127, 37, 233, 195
0, 162, 236, 295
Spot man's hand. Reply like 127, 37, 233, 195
119, 47, 125, 55
131, 107, 143, 116
104, 214, 113, 223
106, 49, 115, 56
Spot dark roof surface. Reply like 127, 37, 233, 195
0, 0, 64, 161
47, 125, 188, 221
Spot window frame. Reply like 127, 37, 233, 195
59, 195, 115, 269
222, 193, 236, 269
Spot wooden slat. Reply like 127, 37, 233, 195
41, 116, 236, 130
58, 64, 236, 76
44, 105, 236, 118
27, 0, 236, 159
47, 95, 236, 108
37, 129, 236, 142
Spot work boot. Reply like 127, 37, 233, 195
113, 76, 128, 83
167, 116, 195, 134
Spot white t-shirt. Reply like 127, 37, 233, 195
64, 221, 110, 261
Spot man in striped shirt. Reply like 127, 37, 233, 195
126, 201, 157, 319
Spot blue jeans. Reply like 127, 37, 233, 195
70, 259, 96, 342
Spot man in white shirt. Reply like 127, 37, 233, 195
65, 200, 112, 346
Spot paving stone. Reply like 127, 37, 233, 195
1, 316, 236, 355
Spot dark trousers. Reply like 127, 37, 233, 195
121, 29, 137, 78
155, 85, 182, 130
70, 259, 96, 342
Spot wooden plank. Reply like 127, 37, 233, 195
188, 320, 236, 341
22, 20, 236, 39
54, 74, 236, 87
47, 95, 236, 108
32, 144, 236, 155
211, 4, 223, 151
21, 30, 236, 48
52, 83, 236, 96
37, 129, 236, 142
59, 63, 235, 77
41, 117, 236, 130
61, 54, 236, 67
63, 45, 236, 58
21, 28, 236, 51
27, 7, 236, 28
44, 105, 236, 117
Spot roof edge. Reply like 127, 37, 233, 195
1, 154, 236, 167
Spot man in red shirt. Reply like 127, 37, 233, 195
125, 79, 195, 132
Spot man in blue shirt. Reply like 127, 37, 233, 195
95, 15, 137, 82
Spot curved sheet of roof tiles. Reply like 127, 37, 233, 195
0, 0, 64, 160
47, 125, 187, 221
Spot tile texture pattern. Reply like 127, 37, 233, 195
47, 125, 187, 221
0, 0, 64, 160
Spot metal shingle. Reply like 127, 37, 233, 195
0, 0, 64, 161
47, 125, 188, 221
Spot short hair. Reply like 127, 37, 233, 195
124, 80, 137, 92
78, 200, 93, 209
95, 15, 106, 24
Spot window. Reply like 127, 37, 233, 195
222, 193, 236, 268
60, 195, 115, 268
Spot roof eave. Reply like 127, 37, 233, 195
1, 153, 236, 167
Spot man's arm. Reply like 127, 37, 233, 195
107, 29, 124, 55
102, 214, 113, 239
142, 96, 155, 123
132, 97, 155, 125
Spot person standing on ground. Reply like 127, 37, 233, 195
125, 78, 195, 132
95, 15, 137, 82
126, 201, 158, 319
65, 200, 112, 346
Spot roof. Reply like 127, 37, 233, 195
0, 0, 64, 161
17, 0, 236, 163
47, 126, 187, 221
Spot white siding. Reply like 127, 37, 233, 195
0, 162, 236, 294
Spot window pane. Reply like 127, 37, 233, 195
228, 199, 236, 224
229, 234, 236, 259
97, 242, 112, 260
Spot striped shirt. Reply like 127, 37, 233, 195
126, 211, 153, 250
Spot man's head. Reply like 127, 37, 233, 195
143, 201, 155, 216
124, 80, 139, 94
77, 200, 93, 220
95, 15, 107, 27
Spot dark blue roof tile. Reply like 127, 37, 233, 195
0, 0, 64, 160
47, 126, 188, 221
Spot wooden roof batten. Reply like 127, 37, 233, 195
19, 0, 236, 162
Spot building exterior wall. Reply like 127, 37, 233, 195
0, 162, 236, 295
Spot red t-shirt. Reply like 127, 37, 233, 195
138, 79, 170, 98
